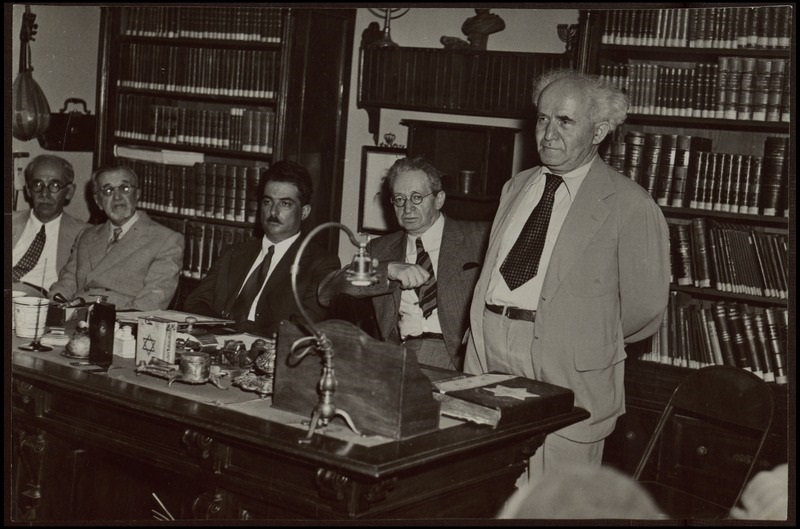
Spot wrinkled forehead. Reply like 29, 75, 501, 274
391, 169, 431, 194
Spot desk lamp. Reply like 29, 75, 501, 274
289, 222, 378, 443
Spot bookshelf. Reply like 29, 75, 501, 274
577, 6, 792, 478
94, 7, 355, 307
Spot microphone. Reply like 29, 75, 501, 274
346, 244, 379, 287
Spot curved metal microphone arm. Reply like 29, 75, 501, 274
288, 222, 376, 443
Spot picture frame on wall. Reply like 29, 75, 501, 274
359, 146, 406, 234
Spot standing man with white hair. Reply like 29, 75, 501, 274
465, 69, 670, 481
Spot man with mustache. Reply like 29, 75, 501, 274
183, 161, 340, 336
49, 165, 184, 310
12, 155, 89, 296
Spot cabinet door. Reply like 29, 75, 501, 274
602, 407, 660, 476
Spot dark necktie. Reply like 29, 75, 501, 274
415, 238, 437, 319
106, 227, 123, 253
13, 225, 46, 283
231, 245, 274, 323
500, 172, 563, 290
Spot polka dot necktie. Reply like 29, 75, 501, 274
12, 225, 46, 283
499, 173, 563, 290
415, 238, 437, 319
231, 245, 274, 323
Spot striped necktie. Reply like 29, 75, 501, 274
13, 225, 46, 282
415, 237, 437, 319
107, 227, 123, 253
500, 172, 563, 290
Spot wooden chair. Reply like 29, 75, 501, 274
633, 365, 774, 519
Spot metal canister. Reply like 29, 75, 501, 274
179, 351, 211, 383
459, 170, 476, 194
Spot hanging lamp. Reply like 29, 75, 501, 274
12, 5, 51, 141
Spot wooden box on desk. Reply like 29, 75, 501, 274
273, 320, 440, 440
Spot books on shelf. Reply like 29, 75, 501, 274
601, 6, 791, 50
638, 296, 787, 385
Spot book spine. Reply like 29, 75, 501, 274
700, 305, 724, 365
724, 304, 752, 371
690, 218, 712, 288
752, 311, 776, 383
739, 307, 764, 378
711, 303, 737, 367
764, 307, 787, 384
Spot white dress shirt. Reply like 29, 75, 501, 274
239, 232, 300, 321
398, 213, 444, 338
486, 158, 594, 310
13, 212, 63, 291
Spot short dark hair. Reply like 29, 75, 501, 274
258, 160, 313, 205
91, 164, 139, 193
25, 154, 75, 184
385, 156, 443, 194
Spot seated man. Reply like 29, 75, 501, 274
49, 165, 184, 310
183, 161, 340, 337
319, 157, 489, 370
12, 155, 89, 296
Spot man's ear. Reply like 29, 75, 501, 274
592, 122, 611, 145
434, 190, 446, 210
64, 183, 76, 202
301, 204, 311, 220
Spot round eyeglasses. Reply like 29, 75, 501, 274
98, 183, 137, 197
28, 180, 69, 194
391, 191, 435, 208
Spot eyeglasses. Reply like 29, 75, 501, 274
28, 180, 69, 194
98, 183, 137, 197
390, 191, 436, 208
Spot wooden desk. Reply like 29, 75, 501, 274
10, 343, 588, 522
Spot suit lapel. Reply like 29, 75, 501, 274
542, 159, 613, 299
437, 217, 464, 290
375, 233, 405, 340
223, 241, 262, 313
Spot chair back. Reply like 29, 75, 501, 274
633, 365, 774, 517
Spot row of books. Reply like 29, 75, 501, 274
604, 134, 788, 217
153, 216, 257, 280
599, 57, 790, 122
639, 294, 787, 385
669, 218, 788, 300
118, 44, 280, 99
360, 46, 570, 117
601, 6, 792, 49
116, 158, 266, 224
122, 6, 283, 43
115, 94, 276, 154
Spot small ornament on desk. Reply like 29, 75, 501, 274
62, 320, 91, 359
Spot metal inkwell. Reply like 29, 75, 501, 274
230, 338, 276, 398
135, 352, 228, 390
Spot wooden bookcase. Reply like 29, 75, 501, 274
401, 119, 520, 222
577, 6, 792, 477
93, 7, 355, 308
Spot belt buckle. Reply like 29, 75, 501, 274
502, 306, 511, 317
